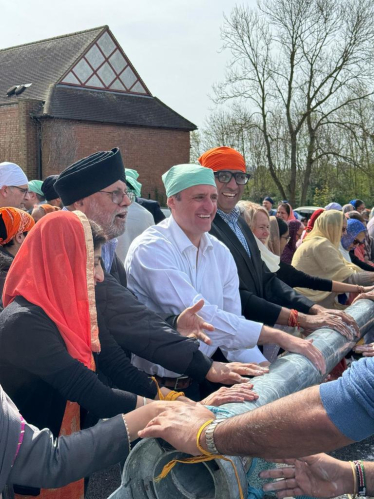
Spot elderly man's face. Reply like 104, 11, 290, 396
168, 185, 218, 246
214, 170, 245, 214
0, 185, 30, 209
80, 180, 131, 240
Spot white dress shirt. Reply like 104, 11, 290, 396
125, 215, 265, 377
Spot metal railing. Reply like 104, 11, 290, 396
110, 298, 374, 499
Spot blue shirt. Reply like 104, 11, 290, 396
101, 238, 118, 272
320, 357, 374, 441
217, 208, 251, 257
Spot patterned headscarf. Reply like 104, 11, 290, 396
341, 218, 367, 250
0, 208, 35, 246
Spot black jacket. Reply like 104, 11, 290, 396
95, 255, 213, 381
0, 297, 154, 438
210, 213, 314, 326
136, 198, 166, 224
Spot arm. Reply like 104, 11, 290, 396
9, 401, 179, 488
97, 315, 158, 399
1, 311, 138, 418
96, 273, 213, 382
139, 385, 352, 457
140, 357, 374, 457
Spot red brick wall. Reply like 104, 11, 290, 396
0, 104, 21, 165
41, 119, 191, 203
0, 100, 41, 179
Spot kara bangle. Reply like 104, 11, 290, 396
143, 396, 147, 406
204, 418, 226, 455
122, 415, 132, 454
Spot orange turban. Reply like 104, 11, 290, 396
0, 207, 35, 245
198, 146, 246, 173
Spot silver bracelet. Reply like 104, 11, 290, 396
143, 396, 147, 406
122, 415, 132, 454
205, 418, 226, 454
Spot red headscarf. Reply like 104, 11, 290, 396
3, 210, 100, 369
198, 146, 246, 172
0, 208, 35, 245
306, 209, 325, 233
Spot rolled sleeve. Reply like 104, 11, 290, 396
320, 357, 374, 441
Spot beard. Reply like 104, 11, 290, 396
85, 198, 127, 240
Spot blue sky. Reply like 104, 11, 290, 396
0, 0, 257, 128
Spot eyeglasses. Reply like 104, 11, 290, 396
353, 238, 364, 246
214, 171, 251, 185
281, 235, 291, 242
99, 189, 135, 205
10, 186, 29, 195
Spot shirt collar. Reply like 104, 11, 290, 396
217, 207, 241, 224
167, 215, 213, 255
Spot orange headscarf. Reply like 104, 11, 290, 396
198, 146, 246, 172
3, 210, 100, 369
0, 208, 35, 245
40, 204, 61, 214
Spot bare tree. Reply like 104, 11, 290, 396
214, 0, 374, 205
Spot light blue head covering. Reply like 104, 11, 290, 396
341, 218, 367, 250
28, 180, 44, 196
162, 164, 216, 197
125, 169, 142, 197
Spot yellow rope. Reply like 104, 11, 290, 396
151, 376, 185, 401
154, 418, 244, 499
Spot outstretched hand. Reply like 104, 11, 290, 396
201, 383, 258, 406
206, 361, 269, 385
260, 453, 352, 498
177, 299, 214, 345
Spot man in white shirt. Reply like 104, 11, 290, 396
125, 164, 325, 395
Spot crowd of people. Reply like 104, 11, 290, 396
0, 146, 374, 498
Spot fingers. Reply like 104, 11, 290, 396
201, 321, 215, 332
191, 331, 212, 345
354, 343, 374, 356
260, 466, 296, 480
188, 299, 205, 314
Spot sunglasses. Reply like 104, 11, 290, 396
353, 238, 364, 246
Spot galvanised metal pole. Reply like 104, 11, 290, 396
110, 299, 374, 499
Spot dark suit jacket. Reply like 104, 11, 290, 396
136, 197, 166, 224
210, 213, 314, 326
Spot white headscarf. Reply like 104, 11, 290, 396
254, 234, 280, 272
0, 162, 28, 188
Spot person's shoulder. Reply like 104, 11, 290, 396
0, 297, 54, 331
126, 219, 173, 260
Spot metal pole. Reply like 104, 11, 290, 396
110, 299, 374, 499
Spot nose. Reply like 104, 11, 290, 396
24, 191, 30, 200
120, 193, 131, 207
226, 176, 237, 189
94, 265, 105, 284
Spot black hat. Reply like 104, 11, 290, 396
41, 175, 59, 202
264, 196, 274, 205
55, 148, 126, 206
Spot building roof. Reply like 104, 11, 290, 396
0, 26, 196, 131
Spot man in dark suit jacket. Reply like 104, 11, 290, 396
136, 197, 165, 224
198, 146, 356, 336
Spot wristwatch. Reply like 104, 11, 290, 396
204, 418, 226, 454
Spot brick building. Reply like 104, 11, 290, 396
0, 26, 196, 201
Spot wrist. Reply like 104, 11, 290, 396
341, 461, 356, 495
297, 313, 307, 327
